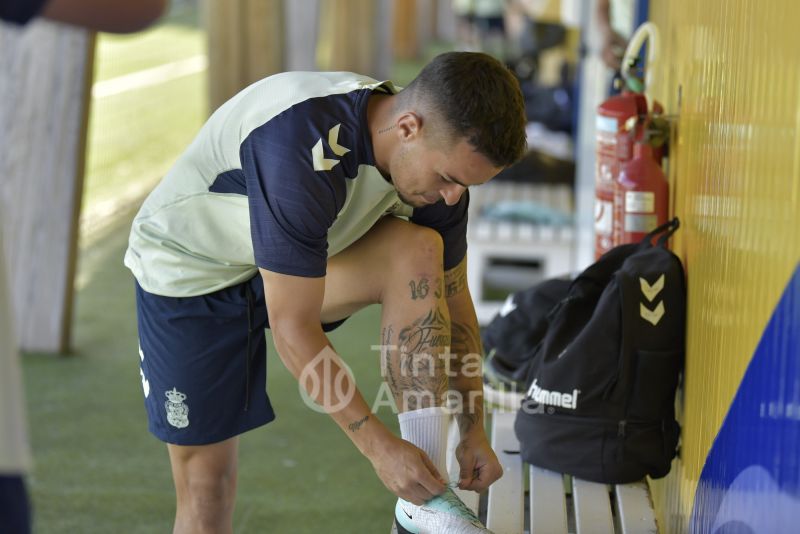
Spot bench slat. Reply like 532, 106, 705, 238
614, 482, 658, 534
486, 412, 524, 533
573, 478, 614, 534
530, 466, 568, 534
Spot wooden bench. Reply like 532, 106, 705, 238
392, 391, 658, 534
466, 182, 575, 325
483, 410, 658, 534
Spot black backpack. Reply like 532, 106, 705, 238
481, 277, 572, 388
514, 218, 685, 484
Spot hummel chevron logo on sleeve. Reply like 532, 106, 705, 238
312, 123, 350, 171
639, 274, 665, 302
640, 301, 665, 326
327, 124, 350, 156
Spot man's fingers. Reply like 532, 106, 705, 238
458, 452, 476, 487
404, 484, 429, 505
418, 452, 447, 496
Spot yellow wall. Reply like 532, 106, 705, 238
645, 1, 800, 531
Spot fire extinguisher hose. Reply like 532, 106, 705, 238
621, 22, 660, 99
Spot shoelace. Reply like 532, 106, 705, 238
427, 484, 481, 521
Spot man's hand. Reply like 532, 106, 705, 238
368, 434, 447, 505
455, 432, 503, 492
601, 29, 628, 71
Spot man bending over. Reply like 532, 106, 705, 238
126, 51, 527, 533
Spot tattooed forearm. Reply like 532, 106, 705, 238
456, 403, 483, 436
348, 415, 369, 433
444, 261, 468, 298
449, 320, 482, 360
448, 319, 485, 435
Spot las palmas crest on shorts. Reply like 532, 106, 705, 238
165, 387, 189, 428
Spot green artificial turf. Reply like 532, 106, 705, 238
83, 2, 206, 212
24, 210, 401, 533
91, 3, 204, 83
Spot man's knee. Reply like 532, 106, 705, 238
183, 473, 236, 515
389, 223, 444, 275
169, 441, 238, 522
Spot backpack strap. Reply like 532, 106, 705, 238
641, 217, 680, 247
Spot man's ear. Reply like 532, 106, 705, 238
396, 112, 423, 141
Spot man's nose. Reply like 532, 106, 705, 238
440, 183, 466, 206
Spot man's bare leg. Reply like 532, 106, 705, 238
321, 217, 491, 532
322, 216, 454, 459
167, 437, 238, 534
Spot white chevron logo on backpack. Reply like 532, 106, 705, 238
640, 301, 665, 326
639, 274, 665, 301
312, 123, 350, 171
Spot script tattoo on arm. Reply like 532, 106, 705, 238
348, 415, 369, 433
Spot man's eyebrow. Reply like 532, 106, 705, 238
444, 174, 470, 188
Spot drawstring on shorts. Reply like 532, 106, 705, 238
244, 282, 255, 411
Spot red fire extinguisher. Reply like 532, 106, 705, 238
594, 91, 665, 258
594, 91, 648, 258
613, 141, 668, 245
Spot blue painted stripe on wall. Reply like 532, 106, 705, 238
690, 263, 800, 533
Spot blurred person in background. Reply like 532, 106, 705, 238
597, 0, 635, 71
473, 0, 509, 60
453, 0, 479, 51
0, 1, 167, 532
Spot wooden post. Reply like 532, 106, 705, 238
0, 20, 95, 353
393, 0, 419, 60
285, 0, 320, 71
205, 0, 285, 113
317, 0, 378, 75
436, 0, 457, 42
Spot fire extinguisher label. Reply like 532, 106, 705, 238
596, 115, 618, 133
625, 213, 658, 233
625, 191, 656, 213
594, 199, 613, 234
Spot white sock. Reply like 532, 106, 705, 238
398, 406, 451, 483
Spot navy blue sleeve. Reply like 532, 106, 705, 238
410, 190, 470, 270
242, 124, 347, 278
0, 0, 49, 24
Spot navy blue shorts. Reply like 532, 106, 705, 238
135, 274, 347, 446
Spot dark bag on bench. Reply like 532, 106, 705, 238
514, 218, 685, 484
482, 277, 572, 388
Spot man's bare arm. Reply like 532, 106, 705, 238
443, 256, 485, 437
259, 268, 445, 504
41, 0, 167, 33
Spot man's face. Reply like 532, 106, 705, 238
388, 136, 502, 208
